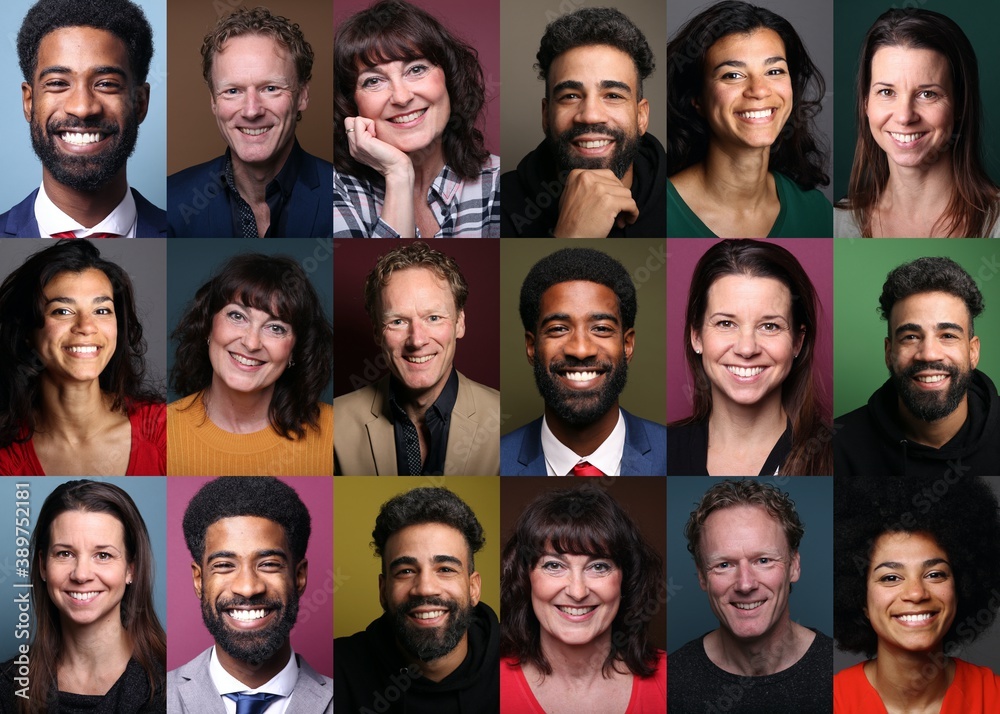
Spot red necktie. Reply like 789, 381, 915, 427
571, 461, 605, 477
49, 231, 120, 239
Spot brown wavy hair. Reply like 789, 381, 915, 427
672, 240, 832, 476
334, 0, 490, 182
845, 9, 999, 237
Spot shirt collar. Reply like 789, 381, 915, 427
540, 409, 626, 476
34, 182, 138, 238
388, 367, 459, 421
224, 139, 304, 200
208, 645, 298, 698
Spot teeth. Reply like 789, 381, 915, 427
390, 110, 425, 123
61, 132, 102, 145
896, 613, 934, 622
577, 140, 611, 148
563, 371, 599, 381
737, 109, 774, 119
889, 132, 925, 144
557, 606, 596, 616
239, 127, 269, 136
230, 353, 264, 366
916, 374, 946, 383
68, 592, 98, 601
734, 601, 764, 610
228, 609, 267, 621
412, 610, 446, 620
67, 346, 98, 354
405, 355, 433, 364
727, 366, 764, 377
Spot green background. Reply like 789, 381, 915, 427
499, 239, 667, 435
833, 0, 1000, 202
833, 239, 1000, 416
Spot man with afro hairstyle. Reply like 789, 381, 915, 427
1, 0, 166, 238
168, 477, 332, 713
501, 247, 666, 475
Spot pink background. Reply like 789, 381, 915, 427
167, 477, 333, 675
333, 0, 501, 157
666, 239, 834, 423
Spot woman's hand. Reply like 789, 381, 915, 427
345, 116, 413, 180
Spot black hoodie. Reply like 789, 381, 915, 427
500, 134, 667, 237
833, 370, 1000, 477
334, 602, 499, 714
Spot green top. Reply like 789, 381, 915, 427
667, 171, 832, 237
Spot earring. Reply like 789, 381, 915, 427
206, 337, 211, 346
287, 358, 295, 368
694, 348, 702, 355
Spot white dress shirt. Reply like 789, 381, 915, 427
34, 182, 138, 238
540, 409, 626, 476
208, 646, 299, 714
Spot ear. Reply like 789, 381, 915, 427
696, 566, 708, 591
191, 561, 203, 599
295, 558, 308, 596
38, 553, 46, 581
691, 95, 703, 117
541, 97, 548, 134
126, 562, 135, 585
298, 82, 310, 113
624, 328, 635, 364
970, 334, 980, 370
134, 82, 150, 124
21, 82, 33, 123
469, 570, 482, 607
525, 331, 536, 367
789, 550, 801, 584
794, 326, 805, 358
690, 325, 703, 356
884, 336, 891, 371
455, 310, 466, 340
378, 572, 387, 611
637, 97, 649, 136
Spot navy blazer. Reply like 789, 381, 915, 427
0, 187, 167, 238
167, 147, 333, 237
500, 409, 667, 476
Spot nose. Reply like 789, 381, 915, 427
63, 83, 102, 120
743, 73, 772, 100
230, 565, 266, 598
564, 329, 597, 361
71, 311, 97, 335
409, 571, 440, 598
565, 569, 590, 600
733, 326, 760, 358
902, 578, 930, 602
915, 337, 944, 363
71, 558, 93, 582
734, 563, 757, 593
389, 78, 413, 106
575, 94, 609, 126
406, 319, 429, 348
895, 98, 917, 125
240, 326, 262, 351
240, 89, 265, 119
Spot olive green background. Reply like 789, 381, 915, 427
833, 0, 1000, 202
833, 239, 1000, 416
333, 477, 500, 638
499, 239, 667, 435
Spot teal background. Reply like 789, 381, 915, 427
833, 0, 1000, 202
833, 239, 1000, 416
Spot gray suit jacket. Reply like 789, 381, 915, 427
334, 371, 500, 475
166, 647, 332, 713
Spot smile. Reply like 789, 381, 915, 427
736, 109, 775, 119
576, 139, 612, 149
67, 591, 100, 601
230, 352, 265, 367
557, 605, 596, 616
563, 370, 601, 382
915, 374, 946, 383
734, 601, 765, 610
894, 612, 935, 623
66, 345, 99, 354
411, 610, 447, 620
389, 109, 427, 124
889, 132, 926, 144
239, 127, 270, 136
726, 366, 764, 378
404, 354, 435, 364
227, 608, 270, 621
60, 132, 104, 145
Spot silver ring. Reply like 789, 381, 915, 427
346, 128, 355, 133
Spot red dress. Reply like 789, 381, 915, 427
0, 402, 165, 476
834, 658, 1000, 713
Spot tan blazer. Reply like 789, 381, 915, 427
333, 371, 500, 475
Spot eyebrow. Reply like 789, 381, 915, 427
873, 558, 950, 571
552, 79, 634, 95
707, 312, 787, 321
539, 312, 620, 327
388, 554, 464, 569
205, 548, 288, 562
44, 296, 113, 307
51, 543, 121, 552
39, 65, 127, 79
712, 56, 786, 73
872, 82, 946, 90
894, 322, 965, 336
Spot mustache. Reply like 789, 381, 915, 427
901, 361, 959, 379
547, 356, 615, 374
399, 596, 457, 616
215, 595, 283, 613
46, 118, 120, 136
556, 123, 626, 143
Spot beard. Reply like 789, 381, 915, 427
547, 123, 640, 180
391, 596, 473, 662
30, 108, 139, 192
200, 590, 299, 667
891, 360, 972, 422
533, 353, 629, 427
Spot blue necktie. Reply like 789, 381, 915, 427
224, 692, 280, 714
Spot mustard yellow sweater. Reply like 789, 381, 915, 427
167, 392, 333, 476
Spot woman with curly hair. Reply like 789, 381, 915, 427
500, 485, 665, 713
333, 0, 499, 237
667, 1, 831, 237
834, 475, 1000, 712
167, 253, 333, 475
0, 240, 164, 476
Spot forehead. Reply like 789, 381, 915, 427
869, 531, 948, 570
213, 34, 295, 81
705, 29, 787, 71
701, 505, 788, 553
203, 516, 289, 558
36, 26, 131, 79
705, 275, 793, 317
42, 268, 114, 296
870, 46, 951, 87
888, 291, 971, 331
383, 523, 470, 565
539, 280, 620, 319
380, 267, 456, 311
548, 44, 639, 91
50, 510, 125, 546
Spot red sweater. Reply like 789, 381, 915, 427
834, 658, 1000, 713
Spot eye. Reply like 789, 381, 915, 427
759, 323, 781, 333
589, 561, 615, 573
44, 79, 69, 89
427, 315, 441, 322
95, 552, 113, 561
715, 320, 735, 329
757, 557, 771, 565
265, 323, 289, 336
875, 88, 893, 97
766, 68, 786, 76
927, 570, 950, 580
360, 76, 384, 90
878, 573, 901, 583
721, 72, 744, 81
227, 310, 247, 322
918, 90, 937, 99
558, 93, 581, 101
95, 307, 114, 316
50, 307, 73, 317
545, 325, 569, 335
223, 88, 241, 96
212, 562, 235, 572
540, 560, 565, 573
54, 550, 73, 559
407, 64, 429, 77
263, 85, 280, 93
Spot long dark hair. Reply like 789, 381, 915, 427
674, 240, 832, 476
667, 0, 829, 190
845, 9, 998, 237
0, 240, 161, 449
334, 0, 490, 182
170, 253, 333, 439
500, 486, 662, 678
23, 480, 165, 713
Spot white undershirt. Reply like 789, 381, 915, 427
540, 409, 626, 476
34, 182, 138, 238
208, 646, 299, 714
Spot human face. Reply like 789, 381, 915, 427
193, 516, 306, 666
543, 45, 649, 180
354, 58, 451, 156
530, 550, 622, 649
379, 523, 481, 662
867, 46, 954, 170
208, 302, 295, 399
691, 275, 803, 411
885, 291, 979, 422
377, 268, 465, 401
527, 281, 634, 427
697, 29, 792, 152
40, 510, 133, 629
697, 505, 800, 642
866, 532, 955, 656
34, 269, 118, 385
23, 27, 146, 192
210, 35, 309, 171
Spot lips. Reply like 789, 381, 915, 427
239, 127, 271, 136
227, 608, 271, 622
66, 345, 100, 355
388, 108, 427, 125
893, 611, 936, 623
557, 605, 597, 616
404, 354, 435, 364
735, 108, 776, 120
67, 591, 100, 602
230, 351, 265, 367
726, 365, 765, 378
60, 131, 105, 145
888, 131, 926, 144
733, 600, 765, 611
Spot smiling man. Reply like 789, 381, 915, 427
335, 487, 499, 714
334, 242, 500, 475
168, 477, 332, 713
834, 257, 1000, 476
501, 7, 665, 237
1, 0, 166, 238
501, 248, 666, 476
167, 7, 332, 237
669, 480, 833, 713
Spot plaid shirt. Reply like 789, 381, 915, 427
333, 155, 500, 237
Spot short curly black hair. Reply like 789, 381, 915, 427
878, 257, 984, 336
182, 477, 311, 564
535, 7, 655, 99
371, 487, 484, 572
519, 248, 637, 334
834, 475, 1000, 659
17, 0, 154, 85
